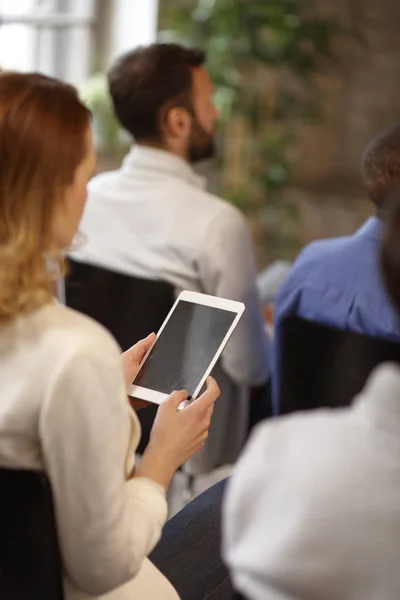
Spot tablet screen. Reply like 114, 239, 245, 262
133, 299, 237, 397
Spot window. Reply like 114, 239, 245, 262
0, 0, 96, 84
0, 0, 159, 84
110, 0, 159, 60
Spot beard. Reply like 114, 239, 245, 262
188, 118, 216, 163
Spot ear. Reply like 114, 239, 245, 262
164, 106, 192, 139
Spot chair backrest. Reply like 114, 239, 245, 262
65, 259, 175, 452
0, 468, 64, 600
65, 259, 175, 351
279, 316, 400, 415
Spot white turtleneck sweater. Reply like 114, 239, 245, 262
0, 301, 179, 600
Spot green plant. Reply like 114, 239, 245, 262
80, 73, 129, 155
159, 0, 360, 265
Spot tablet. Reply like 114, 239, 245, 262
128, 290, 245, 404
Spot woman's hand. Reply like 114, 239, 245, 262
136, 377, 220, 490
122, 333, 156, 410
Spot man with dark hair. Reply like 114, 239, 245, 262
108, 45, 215, 163
271, 123, 400, 414
72, 43, 270, 474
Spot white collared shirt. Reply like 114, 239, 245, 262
71, 146, 270, 473
224, 363, 400, 600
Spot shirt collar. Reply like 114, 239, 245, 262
121, 145, 206, 191
355, 216, 382, 242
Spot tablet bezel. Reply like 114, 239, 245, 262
127, 290, 245, 404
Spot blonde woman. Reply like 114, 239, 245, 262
0, 72, 221, 600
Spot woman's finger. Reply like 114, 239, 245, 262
128, 332, 156, 361
137, 332, 156, 353
190, 377, 220, 415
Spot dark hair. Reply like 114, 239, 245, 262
108, 43, 206, 142
362, 124, 400, 210
381, 185, 400, 315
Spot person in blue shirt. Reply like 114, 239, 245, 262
272, 123, 400, 414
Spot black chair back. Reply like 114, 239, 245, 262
0, 468, 64, 600
279, 316, 400, 415
65, 259, 175, 452
65, 259, 175, 350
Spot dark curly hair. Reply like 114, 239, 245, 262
362, 124, 400, 210
381, 185, 400, 314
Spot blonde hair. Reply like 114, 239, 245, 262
0, 72, 91, 320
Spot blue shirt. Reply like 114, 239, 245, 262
272, 217, 400, 414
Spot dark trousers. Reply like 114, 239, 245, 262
150, 479, 233, 600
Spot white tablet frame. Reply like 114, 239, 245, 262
127, 290, 245, 404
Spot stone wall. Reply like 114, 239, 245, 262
291, 0, 400, 245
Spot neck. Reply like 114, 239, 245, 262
137, 139, 189, 163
